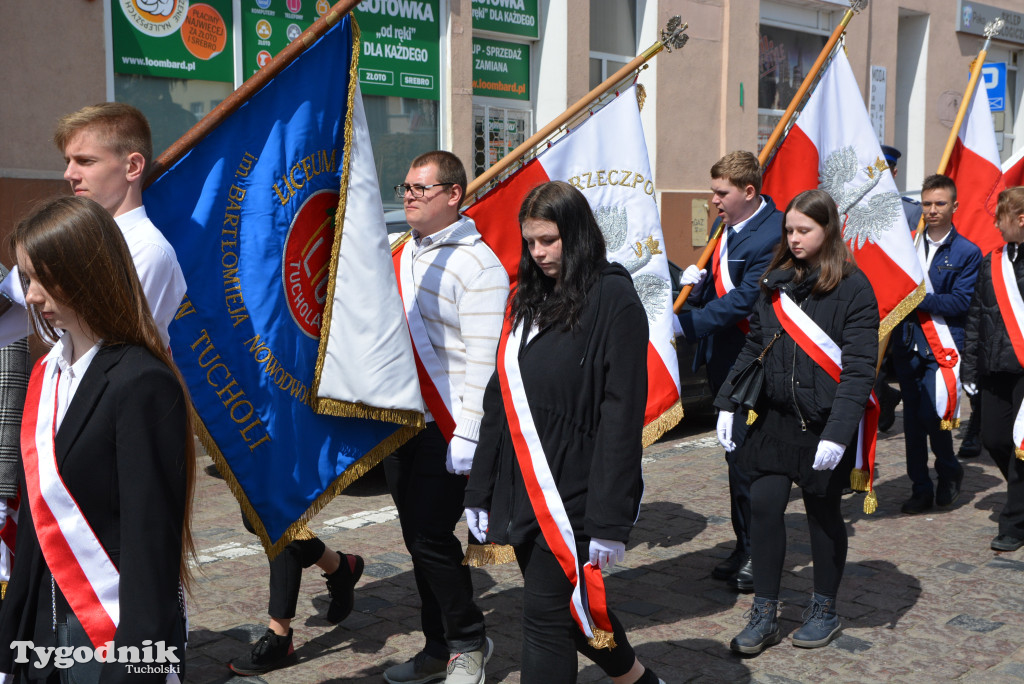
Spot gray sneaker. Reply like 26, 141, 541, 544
383, 650, 448, 684
445, 637, 493, 684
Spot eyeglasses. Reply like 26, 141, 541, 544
394, 183, 454, 201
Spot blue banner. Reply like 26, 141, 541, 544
144, 16, 410, 554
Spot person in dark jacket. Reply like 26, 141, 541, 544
962, 186, 1024, 552
0, 196, 195, 682
715, 189, 878, 655
465, 181, 662, 684
677, 151, 783, 592
893, 174, 982, 514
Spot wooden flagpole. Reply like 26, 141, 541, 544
672, 0, 867, 314
464, 17, 689, 202
144, 0, 362, 186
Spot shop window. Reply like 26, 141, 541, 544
757, 23, 828, 153
364, 95, 440, 211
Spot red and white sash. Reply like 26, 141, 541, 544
711, 228, 750, 334
21, 353, 120, 647
393, 241, 460, 441
991, 246, 1024, 458
772, 291, 881, 510
914, 238, 962, 428
496, 316, 616, 648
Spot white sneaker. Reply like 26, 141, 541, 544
445, 637, 493, 684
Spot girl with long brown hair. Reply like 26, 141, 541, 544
715, 189, 878, 655
0, 195, 194, 683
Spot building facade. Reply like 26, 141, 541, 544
1, 0, 1022, 268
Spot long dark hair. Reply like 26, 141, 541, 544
511, 181, 606, 331
762, 189, 854, 295
12, 195, 197, 590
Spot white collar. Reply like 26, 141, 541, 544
53, 337, 103, 377
114, 205, 148, 231
730, 197, 768, 234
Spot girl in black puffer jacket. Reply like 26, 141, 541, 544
962, 186, 1024, 552
715, 189, 878, 655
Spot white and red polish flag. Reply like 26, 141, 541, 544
1003, 145, 1024, 188
946, 76, 1006, 255
762, 48, 924, 334
761, 48, 929, 503
465, 85, 682, 445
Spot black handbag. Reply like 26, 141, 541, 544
727, 331, 782, 412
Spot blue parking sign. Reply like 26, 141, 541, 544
983, 62, 1006, 112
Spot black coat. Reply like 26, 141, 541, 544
714, 267, 879, 447
963, 246, 1024, 384
0, 344, 189, 683
465, 263, 648, 546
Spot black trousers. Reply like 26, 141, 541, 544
384, 422, 485, 657
980, 373, 1024, 539
242, 509, 326, 620
749, 473, 848, 601
726, 413, 752, 555
514, 538, 635, 682
895, 353, 961, 498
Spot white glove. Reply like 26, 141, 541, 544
812, 439, 845, 471
963, 382, 978, 397
717, 410, 736, 452
680, 264, 708, 287
588, 538, 625, 569
446, 435, 477, 475
465, 507, 489, 543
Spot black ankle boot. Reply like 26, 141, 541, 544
730, 596, 780, 654
791, 592, 841, 648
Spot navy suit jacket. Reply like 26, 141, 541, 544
895, 225, 982, 357
678, 196, 783, 390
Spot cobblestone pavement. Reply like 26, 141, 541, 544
184, 404, 1024, 683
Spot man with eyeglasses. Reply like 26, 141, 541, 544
383, 151, 508, 684
893, 174, 982, 515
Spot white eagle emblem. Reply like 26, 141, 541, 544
593, 205, 670, 323
819, 145, 903, 249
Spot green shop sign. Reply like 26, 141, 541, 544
241, 0, 330, 78
472, 38, 529, 101
353, 0, 441, 100
113, 0, 234, 82
471, 0, 538, 40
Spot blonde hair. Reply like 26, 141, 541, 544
54, 103, 153, 171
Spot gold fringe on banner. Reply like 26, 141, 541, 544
863, 490, 878, 515
588, 629, 617, 650
462, 543, 517, 567
641, 400, 684, 447
1, 581, 6, 599
879, 282, 926, 341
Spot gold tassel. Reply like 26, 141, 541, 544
1, 580, 5, 600
636, 84, 647, 112
849, 468, 869, 492
746, 410, 758, 426
1016, 448, 1024, 461
863, 490, 878, 514
587, 628, 617, 650
462, 543, 517, 567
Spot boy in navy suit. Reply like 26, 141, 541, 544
678, 151, 783, 591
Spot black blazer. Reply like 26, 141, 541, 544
0, 344, 188, 683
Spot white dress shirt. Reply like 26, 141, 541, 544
0, 205, 186, 347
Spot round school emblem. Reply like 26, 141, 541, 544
282, 189, 338, 338
119, 0, 189, 37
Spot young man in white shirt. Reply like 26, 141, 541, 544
384, 150, 509, 684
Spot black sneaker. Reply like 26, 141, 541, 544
936, 472, 963, 508
992, 534, 1024, 552
900, 493, 934, 515
228, 628, 295, 676
325, 552, 364, 624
